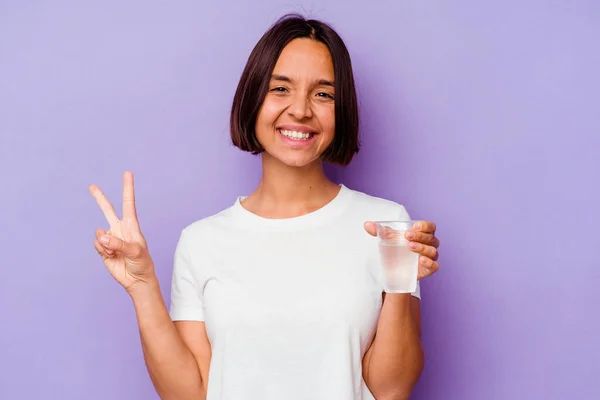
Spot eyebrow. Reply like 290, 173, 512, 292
271, 74, 334, 87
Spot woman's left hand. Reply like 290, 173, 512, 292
364, 220, 440, 280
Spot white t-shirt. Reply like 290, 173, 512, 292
169, 184, 420, 400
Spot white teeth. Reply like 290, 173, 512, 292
280, 129, 312, 140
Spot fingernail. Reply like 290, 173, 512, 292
100, 236, 110, 245
409, 242, 418, 249
406, 231, 415, 239
420, 256, 427, 264
414, 223, 422, 230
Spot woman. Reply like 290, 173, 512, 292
90, 14, 440, 400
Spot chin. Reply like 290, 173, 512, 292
281, 157, 318, 168
268, 151, 321, 168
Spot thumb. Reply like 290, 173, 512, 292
95, 228, 108, 241
364, 221, 377, 237
99, 235, 138, 257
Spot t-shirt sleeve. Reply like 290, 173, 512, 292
169, 230, 205, 321
397, 205, 422, 300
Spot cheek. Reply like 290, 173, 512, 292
257, 99, 283, 126
255, 105, 275, 142
316, 106, 336, 140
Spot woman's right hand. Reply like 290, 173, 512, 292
89, 171, 156, 292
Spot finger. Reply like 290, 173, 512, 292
413, 221, 436, 234
418, 257, 440, 279
95, 229, 114, 255
89, 184, 120, 228
364, 221, 377, 236
95, 228, 107, 241
405, 231, 439, 247
366, 223, 402, 240
94, 240, 112, 259
408, 242, 438, 260
122, 171, 138, 222
99, 234, 141, 258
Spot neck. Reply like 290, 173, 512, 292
242, 153, 340, 218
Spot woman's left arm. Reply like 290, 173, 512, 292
362, 221, 440, 400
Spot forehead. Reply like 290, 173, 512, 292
273, 38, 334, 78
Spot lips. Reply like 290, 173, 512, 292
276, 124, 318, 141
276, 128, 318, 147
278, 129, 314, 141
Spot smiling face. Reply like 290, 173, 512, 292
254, 38, 336, 168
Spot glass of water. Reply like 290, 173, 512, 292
375, 220, 419, 293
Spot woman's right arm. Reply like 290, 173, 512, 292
129, 279, 210, 400
89, 172, 211, 399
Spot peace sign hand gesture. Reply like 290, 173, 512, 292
89, 171, 155, 292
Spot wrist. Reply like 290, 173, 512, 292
126, 275, 161, 300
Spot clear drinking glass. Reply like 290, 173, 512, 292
375, 220, 419, 293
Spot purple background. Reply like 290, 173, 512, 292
1, 1, 598, 399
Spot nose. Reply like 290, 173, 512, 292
287, 92, 313, 120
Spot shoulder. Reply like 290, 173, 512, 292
179, 204, 238, 241
344, 185, 410, 220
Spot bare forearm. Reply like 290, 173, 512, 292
129, 279, 205, 400
363, 294, 424, 399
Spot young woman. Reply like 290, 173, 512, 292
90, 14, 440, 400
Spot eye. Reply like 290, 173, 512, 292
317, 92, 335, 100
270, 87, 288, 93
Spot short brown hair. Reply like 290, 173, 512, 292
230, 14, 360, 166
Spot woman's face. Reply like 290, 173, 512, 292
255, 38, 336, 168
